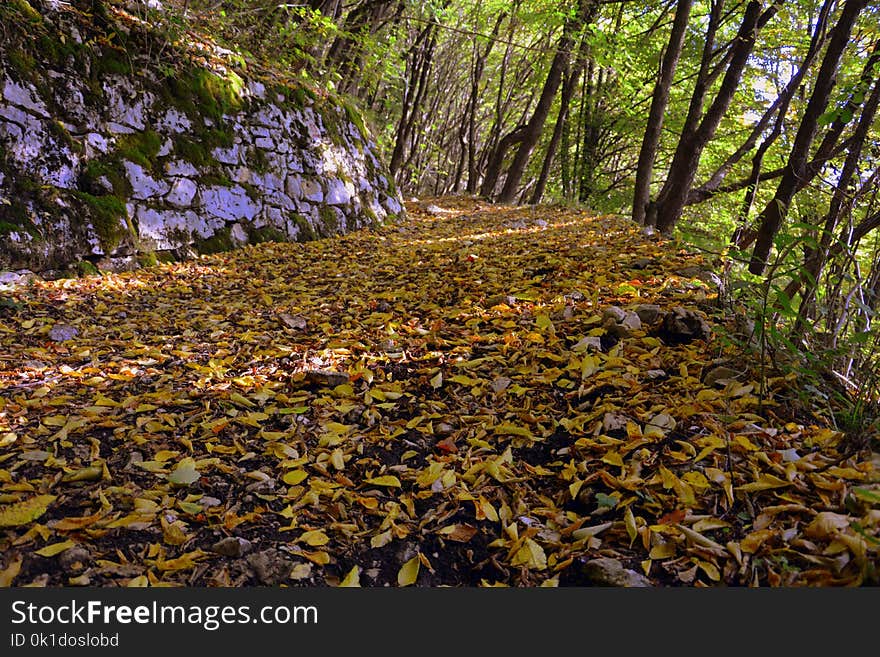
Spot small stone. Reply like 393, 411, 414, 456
49, 324, 78, 342
657, 306, 712, 344
632, 304, 662, 324
212, 536, 253, 558
425, 204, 444, 215
703, 366, 741, 388
0, 270, 37, 288
58, 547, 92, 572
246, 549, 292, 585
572, 336, 603, 352
166, 178, 198, 208
620, 311, 642, 331
582, 558, 652, 587
602, 306, 627, 324
304, 370, 350, 387
646, 369, 667, 380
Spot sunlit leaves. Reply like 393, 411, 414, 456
0, 200, 875, 587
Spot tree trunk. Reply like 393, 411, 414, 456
749, 0, 867, 275
631, 0, 694, 225
495, 0, 597, 204
652, 0, 776, 234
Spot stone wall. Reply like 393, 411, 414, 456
0, 1, 403, 275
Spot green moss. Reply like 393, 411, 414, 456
38, 33, 82, 68
115, 130, 163, 171
175, 68, 244, 122
92, 50, 133, 77
200, 173, 233, 188
137, 251, 159, 268
74, 261, 99, 276
80, 159, 131, 197
291, 214, 316, 242
194, 227, 234, 254
318, 205, 339, 236
156, 251, 177, 264
173, 128, 234, 168
341, 99, 368, 139
250, 146, 270, 173
74, 191, 128, 252
246, 225, 286, 244
174, 136, 211, 167
8, 50, 36, 75
6, 0, 41, 23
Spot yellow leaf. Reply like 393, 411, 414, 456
697, 560, 721, 581
35, 539, 77, 558
430, 371, 443, 389
300, 529, 329, 546
339, 565, 361, 587
397, 555, 421, 586
330, 449, 345, 470
736, 473, 791, 492
126, 576, 149, 587
0, 495, 57, 528
740, 529, 775, 553
0, 557, 23, 586
365, 475, 401, 488
602, 451, 624, 467
804, 512, 850, 540
230, 392, 256, 408
282, 470, 309, 486
301, 550, 330, 565
370, 530, 393, 548
624, 507, 638, 546
535, 314, 553, 331
511, 538, 547, 570
649, 542, 676, 560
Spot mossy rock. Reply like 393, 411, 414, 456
137, 251, 159, 268
291, 214, 317, 242
73, 191, 129, 252
194, 227, 235, 255
246, 225, 286, 244
115, 130, 163, 172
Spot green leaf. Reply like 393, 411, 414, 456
595, 492, 618, 509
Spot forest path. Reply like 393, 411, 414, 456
0, 198, 877, 587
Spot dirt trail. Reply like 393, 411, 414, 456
0, 198, 876, 587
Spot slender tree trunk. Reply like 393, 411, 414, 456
692, 0, 833, 203
530, 61, 581, 205
651, 1, 777, 234
749, 0, 867, 275
496, 0, 597, 204
631, 0, 694, 225
390, 24, 438, 177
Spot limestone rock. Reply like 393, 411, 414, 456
657, 306, 712, 344
632, 303, 662, 324
582, 558, 653, 587
0, 3, 404, 273
246, 549, 292, 585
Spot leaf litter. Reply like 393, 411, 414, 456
0, 199, 877, 587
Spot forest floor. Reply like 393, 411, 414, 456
1, 198, 878, 587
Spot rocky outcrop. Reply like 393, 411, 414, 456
0, 1, 403, 274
